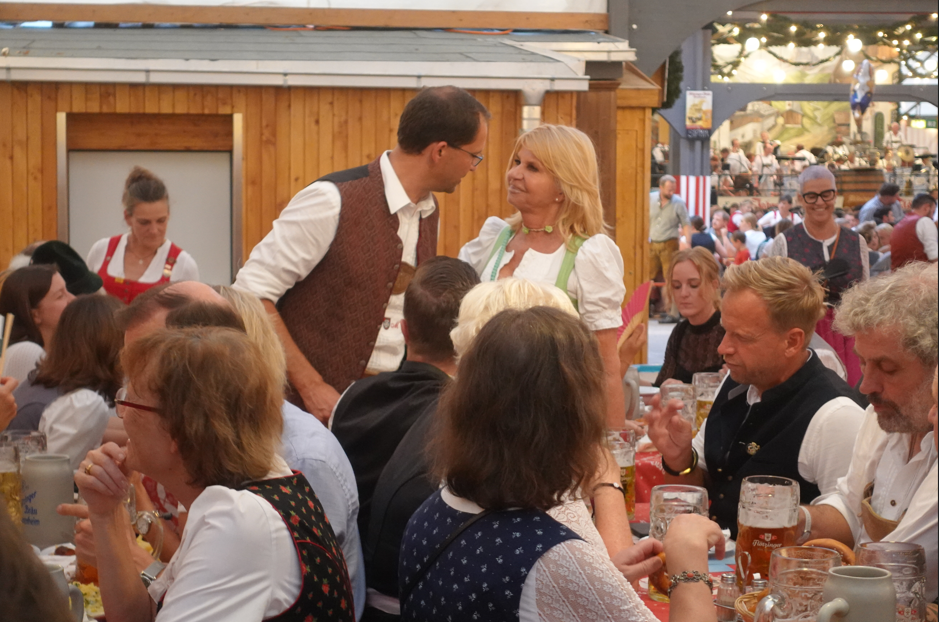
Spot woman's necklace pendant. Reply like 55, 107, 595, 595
522, 225, 553, 234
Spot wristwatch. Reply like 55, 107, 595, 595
797, 506, 812, 544
140, 560, 166, 588
135, 510, 162, 536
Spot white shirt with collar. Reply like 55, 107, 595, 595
234, 151, 437, 375
692, 352, 865, 497
813, 406, 938, 601
727, 150, 750, 175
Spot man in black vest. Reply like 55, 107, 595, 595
647, 257, 866, 536
329, 257, 478, 621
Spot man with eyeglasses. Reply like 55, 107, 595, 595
234, 86, 490, 423
765, 165, 870, 386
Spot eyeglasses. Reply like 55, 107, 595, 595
447, 143, 484, 167
801, 189, 837, 204
115, 387, 162, 418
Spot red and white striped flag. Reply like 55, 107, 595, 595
679, 175, 711, 223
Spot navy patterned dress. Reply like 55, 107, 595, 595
399, 490, 583, 622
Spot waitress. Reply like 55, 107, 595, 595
86, 167, 199, 303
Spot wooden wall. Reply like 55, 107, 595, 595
0, 81, 579, 269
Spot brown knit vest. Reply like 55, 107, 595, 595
277, 157, 438, 395
891, 214, 935, 270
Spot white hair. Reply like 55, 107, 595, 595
450, 278, 577, 359
659, 174, 677, 188
798, 165, 836, 192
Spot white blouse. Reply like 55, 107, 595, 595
149, 458, 303, 621
442, 489, 658, 622
1, 341, 44, 384
86, 234, 200, 284
39, 388, 114, 471
458, 217, 626, 332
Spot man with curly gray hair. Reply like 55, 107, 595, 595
802, 261, 938, 602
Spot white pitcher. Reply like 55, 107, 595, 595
45, 563, 85, 622
817, 566, 897, 622
21, 454, 74, 549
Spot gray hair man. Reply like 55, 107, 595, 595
649, 175, 691, 318
802, 262, 938, 601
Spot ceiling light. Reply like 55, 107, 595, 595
841, 59, 856, 73
847, 38, 863, 53
745, 37, 761, 52
761, 14, 768, 21
773, 68, 786, 82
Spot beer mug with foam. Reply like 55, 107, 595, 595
736, 475, 800, 590
753, 546, 841, 622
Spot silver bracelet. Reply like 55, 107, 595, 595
667, 570, 715, 595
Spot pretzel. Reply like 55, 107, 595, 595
804, 538, 855, 566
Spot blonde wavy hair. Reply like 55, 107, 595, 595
834, 262, 938, 368
664, 247, 722, 311
722, 257, 825, 339
215, 285, 287, 386
505, 124, 609, 248
450, 278, 577, 358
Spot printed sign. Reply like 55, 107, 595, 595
685, 90, 713, 140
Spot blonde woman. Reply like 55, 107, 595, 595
459, 124, 626, 428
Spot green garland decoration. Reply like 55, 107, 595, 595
711, 13, 938, 81
659, 48, 683, 111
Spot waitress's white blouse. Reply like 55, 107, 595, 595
86, 234, 200, 283
458, 217, 626, 332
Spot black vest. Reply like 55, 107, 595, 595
704, 352, 861, 537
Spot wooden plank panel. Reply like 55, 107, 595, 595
0, 5, 609, 31
217, 86, 233, 114
233, 86, 251, 256
128, 85, 146, 113
259, 87, 277, 233
188, 86, 203, 115
288, 88, 305, 196
70, 83, 86, 113
56, 84, 70, 113
485, 90, 503, 229
274, 87, 291, 216
202, 86, 218, 115
303, 88, 319, 183
347, 89, 363, 168
360, 89, 377, 164
67, 114, 233, 151
331, 89, 348, 172
85, 83, 101, 113
41, 83, 58, 240
144, 85, 160, 113
317, 88, 334, 177
99, 84, 116, 113
374, 89, 391, 157
26, 84, 43, 243
242, 87, 262, 252
11, 83, 29, 252
158, 86, 174, 113
115, 83, 130, 113
469, 91, 488, 257
0, 83, 13, 265
389, 89, 408, 149
173, 86, 188, 114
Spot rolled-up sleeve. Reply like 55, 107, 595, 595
233, 182, 341, 303
571, 234, 626, 332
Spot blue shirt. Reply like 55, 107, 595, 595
280, 401, 366, 619
858, 195, 903, 224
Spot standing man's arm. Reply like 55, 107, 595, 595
676, 200, 693, 250
916, 216, 939, 261
233, 182, 343, 423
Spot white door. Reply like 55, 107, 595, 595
68, 151, 233, 285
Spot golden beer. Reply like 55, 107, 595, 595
620, 464, 636, 521
694, 398, 714, 437
735, 524, 799, 588
648, 562, 670, 602
0, 470, 22, 524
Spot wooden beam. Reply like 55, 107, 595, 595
0, 4, 608, 31
67, 113, 233, 151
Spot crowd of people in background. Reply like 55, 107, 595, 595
0, 85, 936, 622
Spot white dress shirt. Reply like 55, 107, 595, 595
743, 229, 768, 259
813, 406, 937, 601
148, 457, 304, 621
793, 149, 817, 172
1, 341, 44, 384
915, 216, 939, 260
234, 151, 437, 375
458, 217, 626, 332
757, 210, 803, 230
727, 150, 750, 175
693, 359, 866, 497
86, 234, 200, 283
38, 389, 114, 471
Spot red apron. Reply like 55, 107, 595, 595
97, 235, 183, 304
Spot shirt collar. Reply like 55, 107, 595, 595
380, 151, 437, 218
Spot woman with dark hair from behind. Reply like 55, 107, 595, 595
0, 508, 74, 622
0, 265, 75, 382
400, 307, 724, 622
8, 295, 123, 470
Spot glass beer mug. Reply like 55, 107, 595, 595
754, 546, 842, 622
736, 476, 800, 590
607, 430, 637, 521
692, 372, 721, 435
648, 484, 709, 603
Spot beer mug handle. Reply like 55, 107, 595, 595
817, 598, 850, 622
67, 584, 85, 622
754, 593, 783, 622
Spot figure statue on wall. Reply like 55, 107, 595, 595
850, 59, 874, 125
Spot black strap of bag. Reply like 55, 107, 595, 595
398, 508, 495, 607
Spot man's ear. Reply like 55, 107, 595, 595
785, 328, 807, 358
427, 141, 448, 165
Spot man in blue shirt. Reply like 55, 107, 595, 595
859, 183, 904, 223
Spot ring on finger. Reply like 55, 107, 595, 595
83, 462, 94, 475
